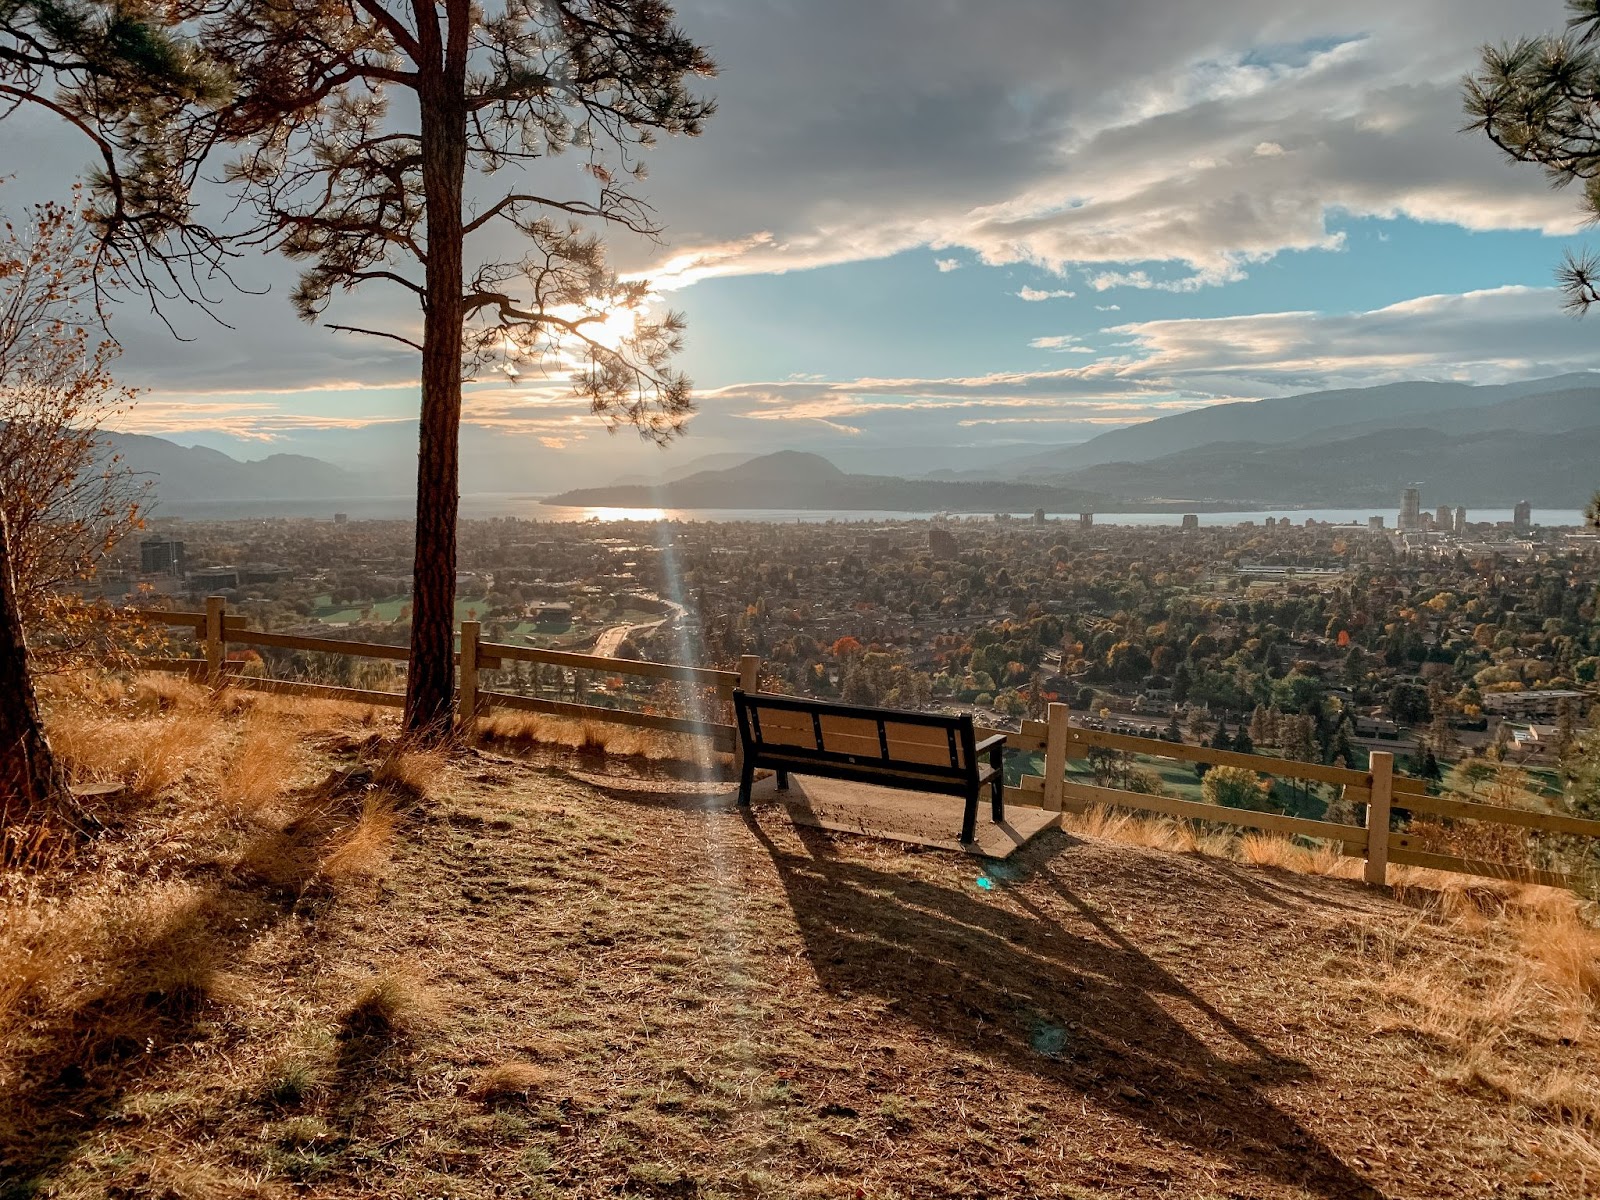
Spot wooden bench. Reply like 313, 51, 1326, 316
733, 690, 1007, 843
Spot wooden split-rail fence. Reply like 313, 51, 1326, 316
127, 600, 1600, 894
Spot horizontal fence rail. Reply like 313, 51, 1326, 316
113, 603, 1600, 894
126, 600, 757, 763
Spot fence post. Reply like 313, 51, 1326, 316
732, 655, 761, 776
457, 620, 481, 741
1044, 702, 1070, 812
1364, 750, 1394, 887
203, 595, 226, 690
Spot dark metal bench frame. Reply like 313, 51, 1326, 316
733, 690, 1006, 843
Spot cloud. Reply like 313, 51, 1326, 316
1017, 286, 1076, 301
6, 0, 1589, 445
1029, 334, 1097, 353
935, 257, 963, 272
625, 0, 1580, 293
693, 284, 1600, 443
1103, 284, 1600, 390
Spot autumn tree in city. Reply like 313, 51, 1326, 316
2, 0, 716, 736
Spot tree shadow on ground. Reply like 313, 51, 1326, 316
744, 806, 1386, 1200
0, 775, 393, 1196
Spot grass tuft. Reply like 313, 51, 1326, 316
339, 971, 439, 1040
468, 1060, 553, 1103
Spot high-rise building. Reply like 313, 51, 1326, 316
1368, 515, 1385, 530
1454, 506, 1467, 535
1436, 505, 1451, 530
1078, 512, 1094, 528
927, 527, 958, 559
139, 536, 185, 576
1514, 500, 1532, 534
1399, 487, 1422, 532
1181, 514, 1199, 530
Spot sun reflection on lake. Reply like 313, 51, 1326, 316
576, 506, 669, 521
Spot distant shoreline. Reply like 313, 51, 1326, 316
142, 494, 1590, 527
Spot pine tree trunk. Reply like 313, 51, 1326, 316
0, 494, 69, 821
404, 24, 469, 739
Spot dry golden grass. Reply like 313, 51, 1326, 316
1063, 804, 1315, 866
48, 706, 226, 800
318, 796, 399, 891
219, 710, 306, 821
370, 744, 448, 801
1517, 902, 1600, 1006
340, 970, 440, 1040
467, 1060, 553, 1103
479, 709, 713, 766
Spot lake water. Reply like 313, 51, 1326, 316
157, 493, 1590, 528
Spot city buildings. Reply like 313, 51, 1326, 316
139, 537, 185, 576
1400, 487, 1422, 533
1514, 500, 1533, 534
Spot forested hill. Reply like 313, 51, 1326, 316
98, 432, 361, 502
990, 373, 1600, 476
545, 451, 1127, 512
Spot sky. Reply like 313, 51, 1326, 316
10, 0, 1600, 486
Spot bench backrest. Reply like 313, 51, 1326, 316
734, 690, 977, 778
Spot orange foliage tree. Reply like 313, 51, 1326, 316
0, 193, 146, 821
0, 192, 146, 638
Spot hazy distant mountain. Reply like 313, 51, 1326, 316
604, 452, 756, 488
101, 432, 363, 504
546, 450, 1119, 512
1057, 426, 1600, 507
985, 373, 1600, 478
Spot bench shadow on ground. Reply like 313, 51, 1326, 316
742, 801, 1387, 1200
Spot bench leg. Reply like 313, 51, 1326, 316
960, 789, 978, 844
776, 769, 789, 791
990, 742, 1005, 824
738, 760, 756, 807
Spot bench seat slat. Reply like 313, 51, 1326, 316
749, 757, 997, 800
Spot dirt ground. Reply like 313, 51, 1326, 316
5, 742, 1597, 1200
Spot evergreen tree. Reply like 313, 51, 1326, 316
1, 0, 716, 736
1328, 718, 1358, 769
1233, 725, 1254, 755
1172, 661, 1192, 704
1210, 718, 1233, 751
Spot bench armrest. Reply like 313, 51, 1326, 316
974, 734, 1007, 754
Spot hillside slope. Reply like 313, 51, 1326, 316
998, 373, 1600, 475
1056, 426, 1600, 507
545, 450, 1112, 511
100, 431, 362, 502
10, 680, 1600, 1199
